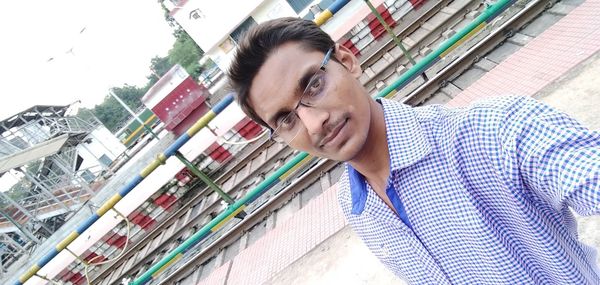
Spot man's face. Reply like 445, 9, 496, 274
248, 42, 372, 161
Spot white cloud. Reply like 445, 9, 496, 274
0, 0, 175, 120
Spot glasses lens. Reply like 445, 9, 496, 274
271, 128, 302, 143
269, 129, 284, 142
271, 112, 299, 142
301, 70, 326, 106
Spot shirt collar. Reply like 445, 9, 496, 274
347, 98, 432, 214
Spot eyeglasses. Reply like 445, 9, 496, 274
270, 47, 334, 143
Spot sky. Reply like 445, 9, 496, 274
0, 0, 175, 121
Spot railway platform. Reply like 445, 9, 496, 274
197, 0, 600, 284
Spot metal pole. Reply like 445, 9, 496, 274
175, 152, 234, 204
51, 154, 95, 196
43, 165, 76, 201
109, 91, 236, 204
313, 0, 350, 25
0, 232, 27, 253
173, 151, 245, 218
132, 153, 312, 285
109, 91, 160, 140
0, 208, 40, 244
0, 190, 52, 234
364, 0, 417, 65
17, 169, 70, 212
377, 0, 512, 99
363, 0, 429, 81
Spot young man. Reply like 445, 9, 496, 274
227, 17, 600, 284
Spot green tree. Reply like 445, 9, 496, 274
76, 2, 206, 134
147, 56, 172, 87
159, 1, 181, 30
111, 85, 146, 110
89, 85, 147, 132
168, 30, 204, 80
93, 96, 127, 132
76, 107, 95, 123
158, 1, 204, 79
146, 31, 205, 84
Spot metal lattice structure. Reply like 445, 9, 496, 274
0, 105, 104, 276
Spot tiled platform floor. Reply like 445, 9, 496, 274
448, 0, 600, 107
197, 185, 346, 285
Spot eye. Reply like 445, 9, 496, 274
276, 112, 297, 130
304, 73, 325, 98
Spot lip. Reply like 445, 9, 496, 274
319, 118, 348, 147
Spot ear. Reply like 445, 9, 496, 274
334, 43, 362, 78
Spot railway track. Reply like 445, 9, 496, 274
81, 0, 579, 284
89, 141, 297, 284
358, 0, 486, 94
402, 0, 563, 105
156, 158, 342, 285
419, 0, 581, 104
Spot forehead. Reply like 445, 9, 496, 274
248, 42, 323, 125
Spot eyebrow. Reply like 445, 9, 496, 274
298, 65, 320, 95
266, 64, 320, 126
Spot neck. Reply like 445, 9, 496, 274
348, 99, 389, 183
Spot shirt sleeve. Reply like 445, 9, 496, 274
497, 96, 600, 216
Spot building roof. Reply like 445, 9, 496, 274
0, 105, 70, 132
0, 134, 69, 174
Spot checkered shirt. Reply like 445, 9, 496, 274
337, 96, 600, 284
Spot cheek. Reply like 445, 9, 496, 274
346, 86, 370, 114
286, 133, 314, 151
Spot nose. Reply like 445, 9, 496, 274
296, 105, 329, 136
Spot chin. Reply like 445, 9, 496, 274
318, 135, 364, 162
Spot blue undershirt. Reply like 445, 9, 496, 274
347, 165, 412, 229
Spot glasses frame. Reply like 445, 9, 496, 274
270, 47, 334, 143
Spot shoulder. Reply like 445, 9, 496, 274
401, 96, 531, 126
469, 95, 585, 134
404, 96, 542, 147
401, 97, 529, 134
463, 95, 567, 122
469, 95, 533, 110
433, 95, 543, 129
458, 95, 536, 120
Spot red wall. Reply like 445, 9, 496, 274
150, 77, 210, 135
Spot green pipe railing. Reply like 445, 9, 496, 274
378, 0, 515, 99
132, 0, 515, 283
132, 153, 311, 284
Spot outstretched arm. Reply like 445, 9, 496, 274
498, 96, 600, 215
